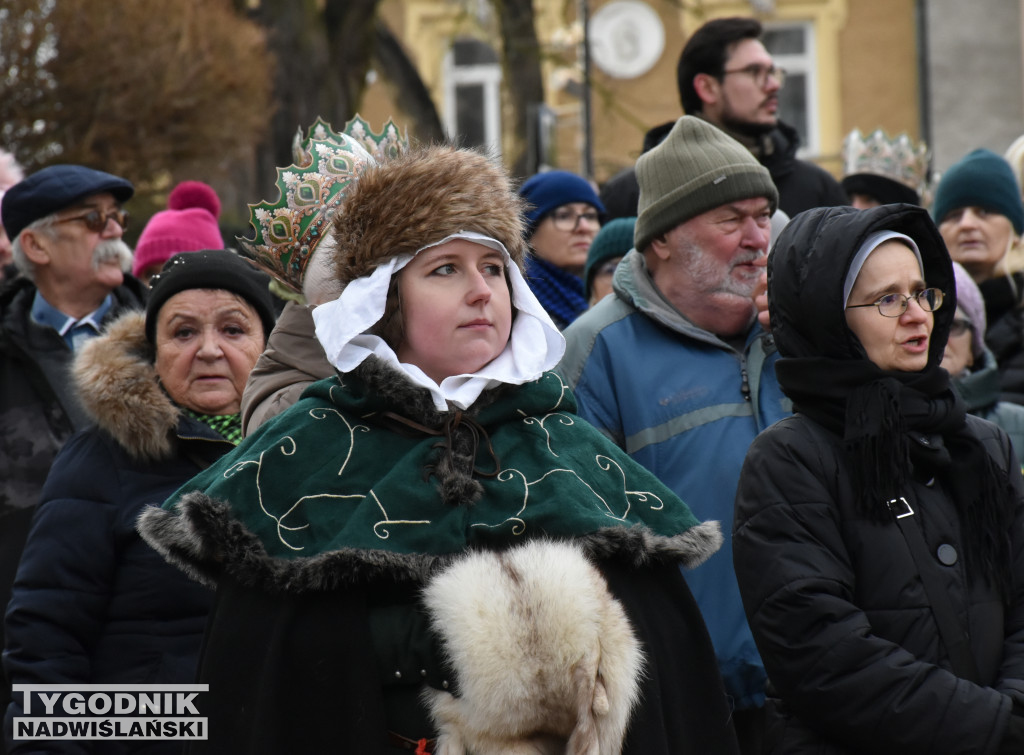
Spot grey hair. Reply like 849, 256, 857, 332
10, 214, 58, 282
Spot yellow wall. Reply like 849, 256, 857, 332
837, 0, 921, 141
587, 2, 688, 181
362, 0, 922, 183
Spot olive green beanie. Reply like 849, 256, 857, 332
634, 116, 779, 252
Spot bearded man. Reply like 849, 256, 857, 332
678, 16, 846, 216
0, 164, 144, 710
559, 116, 791, 754
600, 16, 846, 221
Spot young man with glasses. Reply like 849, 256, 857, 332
678, 16, 847, 217
0, 164, 146, 714
599, 16, 847, 222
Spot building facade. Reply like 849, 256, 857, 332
359, 0, 1024, 185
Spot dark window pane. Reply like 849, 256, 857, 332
763, 28, 805, 55
453, 39, 498, 66
777, 72, 808, 146
456, 84, 486, 147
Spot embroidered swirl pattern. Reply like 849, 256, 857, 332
230, 372, 667, 550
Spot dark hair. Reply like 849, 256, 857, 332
370, 276, 405, 350
677, 17, 763, 114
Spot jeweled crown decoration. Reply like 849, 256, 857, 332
237, 115, 408, 293
842, 128, 932, 200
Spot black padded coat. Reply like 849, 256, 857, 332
734, 204, 1024, 754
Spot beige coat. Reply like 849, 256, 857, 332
239, 301, 335, 435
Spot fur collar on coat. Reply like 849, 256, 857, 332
72, 310, 180, 462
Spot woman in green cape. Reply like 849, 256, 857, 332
140, 145, 738, 754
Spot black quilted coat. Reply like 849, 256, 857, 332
734, 204, 1024, 754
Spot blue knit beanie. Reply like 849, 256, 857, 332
584, 217, 636, 296
932, 148, 1024, 234
519, 170, 605, 237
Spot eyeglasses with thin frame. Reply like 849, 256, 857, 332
53, 208, 129, 233
846, 288, 944, 318
720, 63, 787, 89
949, 318, 973, 337
550, 207, 600, 233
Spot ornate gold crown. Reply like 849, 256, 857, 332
236, 115, 408, 293
842, 128, 931, 199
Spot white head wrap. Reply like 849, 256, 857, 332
313, 231, 565, 411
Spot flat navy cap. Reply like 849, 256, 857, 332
1, 164, 134, 240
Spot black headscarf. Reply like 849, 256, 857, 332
769, 204, 1015, 599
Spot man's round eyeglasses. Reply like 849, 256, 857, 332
721, 64, 786, 89
54, 208, 129, 233
846, 288, 944, 318
551, 208, 600, 232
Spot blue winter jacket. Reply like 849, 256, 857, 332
558, 250, 791, 709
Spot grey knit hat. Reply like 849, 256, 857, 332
634, 116, 779, 252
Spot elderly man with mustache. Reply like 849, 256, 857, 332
0, 164, 145, 713
559, 116, 791, 755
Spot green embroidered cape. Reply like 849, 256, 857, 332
143, 361, 720, 589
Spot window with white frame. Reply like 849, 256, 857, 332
443, 39, 502, 155
762, 22, 817, 157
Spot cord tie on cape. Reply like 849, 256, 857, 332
377, 409, 501, 505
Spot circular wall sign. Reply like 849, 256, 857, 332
589, 1, 665, 79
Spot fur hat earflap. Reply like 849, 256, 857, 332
72, 311, 179, 462
331, 145, 529, 286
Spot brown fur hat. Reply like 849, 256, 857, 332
331, 145, 528, 285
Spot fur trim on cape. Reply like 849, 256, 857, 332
72, 310, 179, 462
137, 492, 722, 593
331, 145, 529, 286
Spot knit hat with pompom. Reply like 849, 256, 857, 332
132, 181, 226, 278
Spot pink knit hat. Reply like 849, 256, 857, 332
132, 181, 225, 278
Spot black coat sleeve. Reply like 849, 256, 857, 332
602, 560, 741, 755
185, 577, 389, 755
4, 433, 120, 755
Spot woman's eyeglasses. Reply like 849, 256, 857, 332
54, 208, 129, 233
949, 318, 974, 337
846, 288, 944, 317
550, 208, 600, 232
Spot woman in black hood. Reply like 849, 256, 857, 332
734, 203, 1024, 754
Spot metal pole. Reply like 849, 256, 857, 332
580, 0, 594, 180
915, 0, 932, 157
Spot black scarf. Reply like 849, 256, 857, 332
777, 355, 1016, 602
